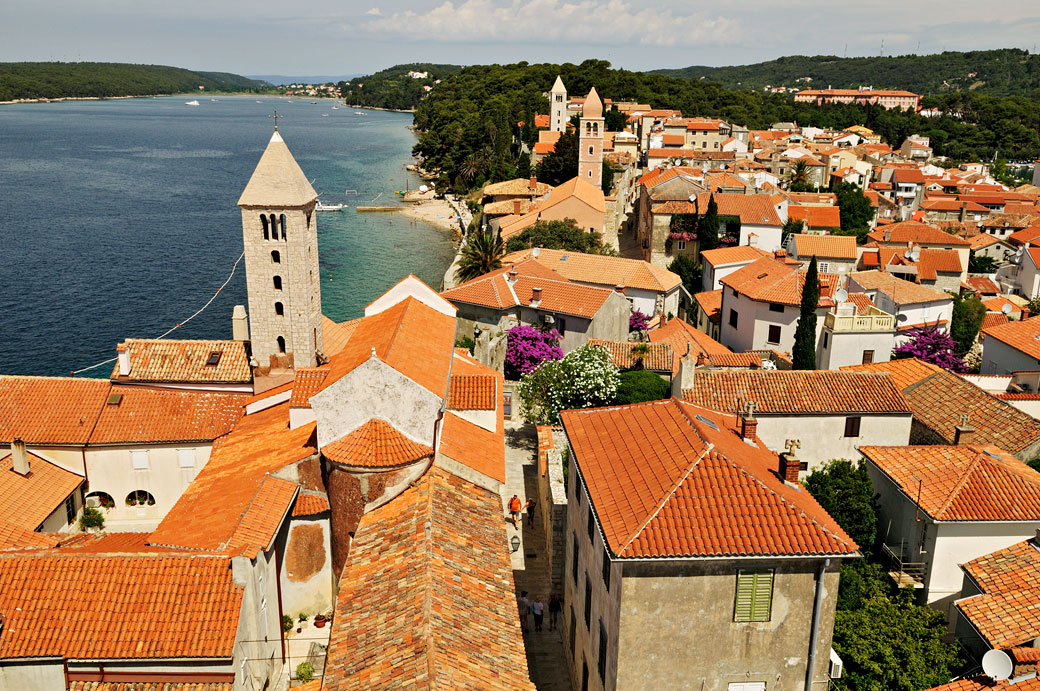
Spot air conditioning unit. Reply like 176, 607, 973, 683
543, 314, 555, 324
829, 648, 843, 679
86, 496, 101, 509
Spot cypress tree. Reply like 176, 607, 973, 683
698, 194, 720, 251
793, 256, 819, 370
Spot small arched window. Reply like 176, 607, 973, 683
269, 214, 279, 240
125, 490, 155, 507
271, 250, 280, 264
279, 214, 287, 240
260, 214, 269, 240
86, 491, 115, 510
275, 301, 284, 316
273, 275, 282, 291
277, 336, 286, 353
588, 146, 594, 156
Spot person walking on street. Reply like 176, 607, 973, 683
525, 498, 537, 529
518, 591, 530, 633
548, 593, 561, 631
532, 595, 545, 632
508, 494, 522, 529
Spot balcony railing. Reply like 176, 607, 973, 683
825, 308, 896, 332
881, 542, 926, 588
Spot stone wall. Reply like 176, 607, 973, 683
536, 426, 568, 596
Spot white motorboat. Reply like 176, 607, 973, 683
316, 201, 344, 212
331, 105, 339, 110
354, 111, 364, 115
321, 113, 329, 117
185, 100, 200, 106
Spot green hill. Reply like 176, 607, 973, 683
339, 63, 462, 111
0, 62, 270, 101
651, 49, 1040, 98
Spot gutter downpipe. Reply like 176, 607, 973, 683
805, 557, 831, 691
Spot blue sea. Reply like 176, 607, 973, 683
0, 96, 456, 376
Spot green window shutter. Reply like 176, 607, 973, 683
734, 569, 773, 622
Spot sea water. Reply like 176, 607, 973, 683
0, 96, 455, 375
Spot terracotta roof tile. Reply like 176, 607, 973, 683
966, 276, 1001, 295
916, 249, 963, 280
693, 290, 723, 325
0, 376, 111, 445
322, 316, 362, 357
292, 493, 330, 517
0, 451, 83, 533
790, 233, 857, 260
560, 399, 857, 558
983, 317, 1040, 361
648, 318, 730, 374
956, 539, 1040, 649
322, 419, 433, 468
501, 247, 681, 292
0, 552, 242, 659
788, 206, 842, 229
437, 351, 507, 484
289, 367, 329, 408
682, 369, 910, 415
70, 684, 234, 691
89, 387, 248, 445
850, 270, 951, 305
111, 339, 250, 384
656, 193, 783, 227
841, 357, 942, 390
867, 220, 972, 246
0, 519, 59, 551
322, 467, 534, 690
925, 675, 1040, 691
722, 257, 839, 306
482, 177, 552, 197
700, 245, 770, 266
587, 339, 673, 373
982, 312, 1010, 330
862, 445, 1040, 522
447, 373, 497, 410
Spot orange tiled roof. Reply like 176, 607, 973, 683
0, 552, 242, 660
322, 467, 533, 690
586, 338, 673, 373
0, 451, 83, 533
788, 205, 842, 229
0, 519, 59, 551
721, 257, 839, 307
982, 296, 1024, 314
916, 249, 963, 280
437, 350, 507, 484
957, 539, 1040, 650
682, 369, 910, 415
111, 339, 250, 384
483, 177, 552, 197
790, 233, 857, 260
648, 317, 730, 374
966, 276, 1001, 295
693, 289, 722, 324
89, 386, 248, 445
322, 315, 362, 357
501, 247, 682, 293
322, 419, 433, 468
148, 403, 314, 556
867, 220, 972, 246
983, 316, 1040, 361
447, 373, 497, 410
0, 376, 111, 445
850, 270, 951, 305
560, 399, 857, 558
289, 367, 329, 408
70, 684, 234, 691
292, 493, 330, 517
655, 193, 783, 227
862, 445, 1040, 522
700, 245, 770, 266
981, 312, 1009, 330
925, 675, 1040, 690
841, 357, 942, 390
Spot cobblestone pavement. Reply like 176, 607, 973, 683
503, 419, 573, 691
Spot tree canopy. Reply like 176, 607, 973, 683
614, 369, 671, 405
893, 327, 966, 372
804, 459, 878, 553
516, 344, 620, 425
949, 293, 987, 355
667, 254, 700, 298
505, 218, 614, 255
792, 256, 819, 369
338, 63, 461, 110
455, 230, 505, 284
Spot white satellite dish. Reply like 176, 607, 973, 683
910, 250, 921, 262
689, 193, 697, 202
982, 649, 1013, 681
904, 250, 914, 259
1002, 303, 1013, 315
834, 288, 848, 303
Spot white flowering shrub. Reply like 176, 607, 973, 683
516, 344, 620, 425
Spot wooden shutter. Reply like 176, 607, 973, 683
734, 569, 773, 622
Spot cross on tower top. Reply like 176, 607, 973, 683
784, 439, 802, 454
959, 413, 971, 426
268, 108, 283, 131
742, 400, 758, 418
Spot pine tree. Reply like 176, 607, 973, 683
698, 194, 720, 251
793, 256, 819, 370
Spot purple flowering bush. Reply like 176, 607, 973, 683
893, 327, 966, 372
629, 309, 651, 332
504, 324, 562, 380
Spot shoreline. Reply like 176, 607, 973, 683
347, 104, 415, 114
0, 91, 290, 106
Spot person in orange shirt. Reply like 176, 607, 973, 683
508, 494, 522, 529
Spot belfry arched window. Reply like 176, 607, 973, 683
275, 301, 284, 316
271, 250, 280, 264
279, 214, 287, 240
269, 214, 279, 240
273, 275, 282, 291
261, 214, 270, 240
277, 336, 286, 354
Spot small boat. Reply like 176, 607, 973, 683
354, 111, 364, 115
310, 101, 317, 104
316, 201, 344, 212
210, 98, 218, 102
256, 100, 263, 103
321, 113, 329, 117
331, 106, 339, 110
185, 100, 200, 106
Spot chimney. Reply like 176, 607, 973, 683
959, 201, 968, 222
774, 249, 787, 259
954, 424, 976, 446
615, 285, 626, 295
116, 343, 130, 376
529, 176, 538, 190
696, 351, 708, 367
507, 269, 518, 283
533, 246, 541, 258
531, 286, 542, 303
11, 439, 29, 476
513, 199, 521, 215
232, 305, 249, 341
740, 412, 758, 441
779, 452, 803, 484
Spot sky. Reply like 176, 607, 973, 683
3, 0, 1040, 77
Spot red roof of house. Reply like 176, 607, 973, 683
983, 314, 1040, 361
926, 677, 1040, 691
322, 419, 433, 469
560, 399, 857, 559
867, 220, 971, 246
110, 339, 251, 384
916, 248, 963, 280
648, 318, 731, 374
966, 276, 1001, 295
0, 451, 83, 535
587, 338, 673, 373
0, 376, 111, 445
721, 257, 839, 307
437, 349, 506, 484
700, 245, 770, 266
790, 233, 857, 260
89, 386, 248, 445
447, 373, 497, 410
788, 205, 841, 229
956, 538, 1040, 649
842, 357, 943, 390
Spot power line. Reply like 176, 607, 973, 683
71, 251, 246, 375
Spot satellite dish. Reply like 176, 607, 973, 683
1002, 303, 1013, 315
904, 250, 914, 259
834, 288, 848, 303
689, 194, 697, 202
982, 649, 1013, 681
911, 250, 921, 262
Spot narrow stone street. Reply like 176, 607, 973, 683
502, 418, 573, 691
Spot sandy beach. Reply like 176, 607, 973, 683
399, 197, 462, 236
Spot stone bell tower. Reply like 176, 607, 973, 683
237, 129, 323, 370
549, 75, 568, 133
578, 87, 604, 189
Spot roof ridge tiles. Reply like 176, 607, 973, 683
933, 450, 985, 519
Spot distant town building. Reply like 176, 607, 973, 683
793, 87, 920, 111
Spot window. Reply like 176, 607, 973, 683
581, 659, 589, 691
131, 450, 149, 470
729, 309, 738, 328
260, 214, 269, 240
65, 494, 76, 523
862, 350, 875, 364
818, 261, 830, 272
734, 569, 774, 622
677, 240, 686, 251
769, 302, 784, 313
557, 317, 567, 334
844, 416, 861, 438
277, 336, 286, 354
274, 301, 284, 316
570, 607, 577, 655
767, 325, 781, 344
588, 146, 594, 156
587, 505, 594, 543
269, 214, 279, 240
572, 533, 580, 584
584, 575, 592, 628
126, 490, 155, 507
598, 620, 608, 682
728, 684, 766, 691
279, 214, 287, 239
271, 250, 280, 264
273, 275, 282, 291
822, 332, 829, 349
178, 449, 195, 468
602, 548, 611, 591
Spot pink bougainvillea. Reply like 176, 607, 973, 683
504, 324, 563, 380
893, 327, 966, 372
629, 309, 651, 332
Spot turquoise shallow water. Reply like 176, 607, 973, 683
0, 96, 455, 376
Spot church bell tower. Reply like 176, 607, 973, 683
578, 87, 604, 189
237, 129, 323, 370
549, 75, 568, 133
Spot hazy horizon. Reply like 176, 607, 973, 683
4, 1, 1038, 77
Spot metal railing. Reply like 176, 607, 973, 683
825, 308, 896, 332
881, 542, 926, 586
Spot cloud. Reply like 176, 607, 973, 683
359, 0, 738, 46
365, 7, 381, 15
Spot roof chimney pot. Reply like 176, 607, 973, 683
116, 343, 131, 377
954, 424, 976, 446
529, 176, 538, 190
11, 439, 29, 476
531, 286, 542, 303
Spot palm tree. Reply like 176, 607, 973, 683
455, 230, 506, 284
787, 159, 811, 188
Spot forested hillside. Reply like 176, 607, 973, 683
339, 63, 461, 111
412, 59, 1040, 193
0, 62, 269, 101
651, 49, 1040, 98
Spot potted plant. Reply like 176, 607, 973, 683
282, 614, 293, 634
296, 661, 314, 683
313, 613, 328, 628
